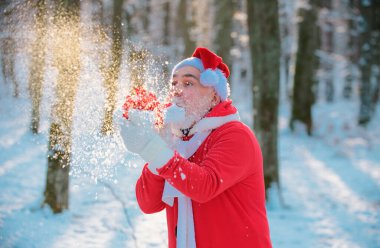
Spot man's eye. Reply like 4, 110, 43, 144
184, 81, 193, 86
171, 81, 177, 86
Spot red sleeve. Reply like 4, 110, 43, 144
156, 124, 261, 203
135, 163, 166, 214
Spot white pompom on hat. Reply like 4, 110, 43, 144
171, 47, 230, 101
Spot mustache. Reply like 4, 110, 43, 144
171, 97, 184, 107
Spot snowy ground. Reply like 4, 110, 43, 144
1, 80, 380, 248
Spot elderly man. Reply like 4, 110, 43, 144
120, 47, 272, 248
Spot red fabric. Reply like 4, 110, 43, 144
181, 135, 193, 141
205, 99, 236, 117
192, 47, 230, 78
135, 103, 272, 248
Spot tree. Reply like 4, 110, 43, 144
214, 0, 234, 72
319, 1, 334, 102
290, 0, 319, 135
162, 1, 170, 46
354, 0, 380, 125
176, 0, 196, 57
345, 2, 361, 99
247, 0, 281, 195
43, 0, 81, 213
100, 0, 124, 135
192, 0, 214, 48
29, 0, 47, 134
0, 2, 19, 98
278, 0, 292, 96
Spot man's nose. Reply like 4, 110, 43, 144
171, 87, 183, 97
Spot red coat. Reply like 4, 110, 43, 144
135, 101, 272, 248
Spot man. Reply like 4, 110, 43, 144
119, 47, 272, 248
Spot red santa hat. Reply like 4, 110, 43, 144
171, 47, 230, 101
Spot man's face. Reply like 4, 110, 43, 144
170, 66, 219, 127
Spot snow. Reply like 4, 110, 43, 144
266, 102, 380, 247
180, 173, 186, 180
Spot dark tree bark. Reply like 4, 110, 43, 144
176, 0, 196, 56
354, 0, 380, 125
1, 3, 19, 97
29, 0, 47, 134
141, 0, 150, 34
279, 0, 292, 93
1, 37, 18, 97
345, 1, 361, 100
163, 1, 170, 46
290, 0, 319, 135
214, 0, 234, 72
43, 0, 81, 213
369, 24, 380, 118
247, 0, 281, 195
320, 1, 334, 102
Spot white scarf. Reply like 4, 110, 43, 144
161, 113, 240, 248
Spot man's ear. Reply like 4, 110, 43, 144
212, 91, 221, 107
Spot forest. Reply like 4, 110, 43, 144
0, 0, 379, 247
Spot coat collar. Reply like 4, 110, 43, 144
172, 100, 240, 138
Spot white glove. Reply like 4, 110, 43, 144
164, 103, 186, 125
118, 109, 174, 174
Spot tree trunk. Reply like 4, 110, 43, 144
142, 0, 150, 34
1, 37, 18, 97
29, 0, 47, 134
356, 0, 380, 125
176, 0, 196, 57
1, 5, 19, 98
162, 1, 170, 46
101, 0, 123, 135
214, 0, 234, 71
290, 0, 319, 135
345, 1, 361, 100
247, 0, 281, 195
45, 123, 71, 213
319, 1, 334, 102
43, 0, 81, 213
